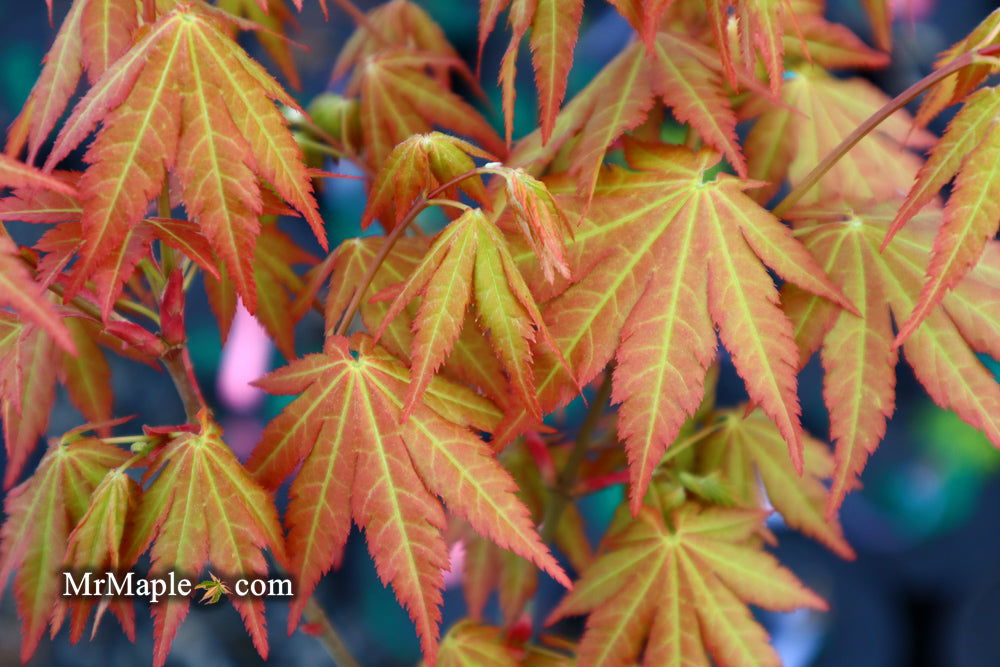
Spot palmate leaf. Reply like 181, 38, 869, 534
54, 467, 140, 644
7, 0, 139, 162
913, 8, 1000, 128
883, 86, 1000, 345
744, 65, 933, 205
0, 318, 60, 489
479, 0, 584, 144
0, 154, 77, 195
0, 180, 218, 320
247, 335, 568, 662
0, 236, 74, 352
374, 207, 569, 419
509, 29, 746, 204
498, 141, 853, 515
783, 0, 889, 70
361, 133, 492, 232
43, 5, 325, 314
205, 220, 318, 358
121, 411, 286, 667
436, 620, 520, 667
697, 409, 854, 557
335, 2, 504, 168
549, 503, 825, 666
0, 436, 129, 661
322, 235, 512, 406
783, 200, 1000, 513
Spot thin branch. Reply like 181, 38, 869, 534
303, 598, 361, 667
161, 348, 205, 421
772, 45, 1000, 218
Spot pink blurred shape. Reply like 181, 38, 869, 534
892, 0, 934, 20
217, 302, 272, 414
443, 540, 466, 589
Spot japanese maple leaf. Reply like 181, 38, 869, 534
0, 318, 60, 489
497, 141, 853, 515
0, 436, 130, 662
323, 236, 512, 407
509, 30, 746, 204
121, 411, 286, 667
55, 467, 140, 643
0, 154, 77, 195
783, 0, 890, 70
1, 177, 219, 320
205, 220, 318, 358
217, 0, 303, 89
882, 85, 1000, 345
696, 408, 854, 558
361, 132, 492, 232
549, 503, 826, 666
43, 5, 326, 314
437, 620, 521, 667
744, 65, 933, 205
334, 2, 504, 168
913, 8, 1000, 128
708, 0, 791, 93
246, 335, 569, 662
374, 207, 570, 418
782, 200, 1000, 513
0, 236, 74, 352
7, 0, 139, 162
859, 0, 893, 51
479, 0, 585, 144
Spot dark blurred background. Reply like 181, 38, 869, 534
1, 0, 999, 665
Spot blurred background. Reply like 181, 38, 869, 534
1, 0, 999, 664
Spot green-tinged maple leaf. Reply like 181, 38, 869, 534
0, 236, 74, 352
62, 317, 113, 426
435, 619, 520, 667
497, 142, 853, 514
334, 2, 503, 167
374, 207, 570, 418
0, 179, 219, 319
194, 572, 232, 605
0, 319, 60, 488
217, 0, 302, 89
55, 468, 139, 643
859, 0, 892, 51
361, 133, 492, 231
510, 30, 746, 203
783, 0, 889, 70
697, 409, 854, 557
744, 65, 933, 205
913, 8, 1000, 127
479, 0, 584, 144
883, 85, 1000, 345
783, 200, 1000, 513
6, 0, 139, 162
333, 0, 461, 80
0, 436, 130, 662
460, 439, 592, 627
206, 220, 318, 358
322, 236, 512, 407
43, 5, 325, 313
246, 335, 569, 662
121, 411, 286, 667
709, 0, 789, 93
549, 503, 826, 666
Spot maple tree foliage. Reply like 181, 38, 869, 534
0, 0, 997, 664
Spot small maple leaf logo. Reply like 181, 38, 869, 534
194, 573, 231, 605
